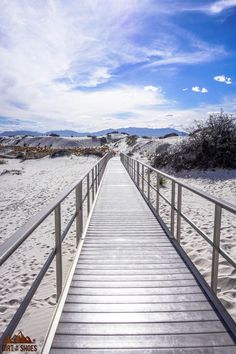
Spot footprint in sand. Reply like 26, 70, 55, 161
8, 299, 19, 306
0, 306, 8, 313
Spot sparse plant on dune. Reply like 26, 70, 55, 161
126, 135, 138, 146
152, 113, 236, 171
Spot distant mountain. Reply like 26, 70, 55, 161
0, 130, 43, 137
0, 127, 187, 137
46, 130, 88, 137
93, 127, 187, 137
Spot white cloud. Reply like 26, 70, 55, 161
214, 75, 232, 84
192, 86, 201, 92
0, 0, 229, 131
207, 0, 236, 14
182, 88, 188, 91
192, 86, 208, 93
186, 0, 236, 15
144, 85, 161, 92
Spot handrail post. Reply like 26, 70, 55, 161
137, 161, 140, 188
76, 182, 83, 245
92, 168, 95, 201
87, 173, 90, 215
211, 204, 222, 294
177, 184, 182, 243
95, 165, 98, 191
147, 168, 150, 201
171, 181, 175, 235
156, 172, 160, 215
54, 204, 62, 301
98, 162, 100, 185
133, 159, 135, 180
142, 164, 144, 193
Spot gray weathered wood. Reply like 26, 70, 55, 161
50, 158, 236, 352
52, 333, 233, 349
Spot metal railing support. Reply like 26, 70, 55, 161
95, 165, 98, 192
87, 174, 90, 215
171, 181, 176, 235
98, 162, 101, 185
211, 205, 222, 293
177, 184, 182, 243
92, 169, 95, 201
54, 204, 62, 301
142, 165, 144, 193
137, 162, 140, 187
76, 182, 83, 246
156, 173, 160, 214
147, 169, 150, 201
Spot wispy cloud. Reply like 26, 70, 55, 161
0, 0, 232, 131
214, 75, 232, 84
144, 85, 161, 92
192, 86, 208, 93
205, 0, 236, 14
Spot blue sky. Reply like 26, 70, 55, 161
0, 0, 235, 132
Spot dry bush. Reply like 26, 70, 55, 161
152, 114, 236, 171
126, 135, 138, 146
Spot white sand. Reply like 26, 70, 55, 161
0, 155, 98, 349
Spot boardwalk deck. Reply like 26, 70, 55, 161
49, 158, 236, 353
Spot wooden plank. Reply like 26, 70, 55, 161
80, 249, 176, 254
76, 263, 185, 270
63, 301, 212, 313
68, 286, 202, 296
80, 250, 178, 256
50, 347, 236, 354
74, 268, 190, 275
51, 333, 233, 349
65, 293, 207, 304
60, 311, 218, 323
70, 279, 197, 288
83, 242, 171, 246
77, 259, 182, 264
72, 274, 194, 281
78, 254, 179, 259
82, 245, 173, 249
55, 320, 225, 335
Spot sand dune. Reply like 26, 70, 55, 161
0, 155, 98, 347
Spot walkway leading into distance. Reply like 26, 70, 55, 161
49, 158, 236, 353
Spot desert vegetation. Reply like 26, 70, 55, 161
0, 145, 110, 161
152, 113, 236, 171
126, 135, 138, 146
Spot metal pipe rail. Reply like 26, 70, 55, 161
120, 153, 236, 296
0, 152, 111, 346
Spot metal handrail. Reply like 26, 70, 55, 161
120, 153, 236, 296
0, 152, 111, 345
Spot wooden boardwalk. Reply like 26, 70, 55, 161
49, 158, 236, 353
